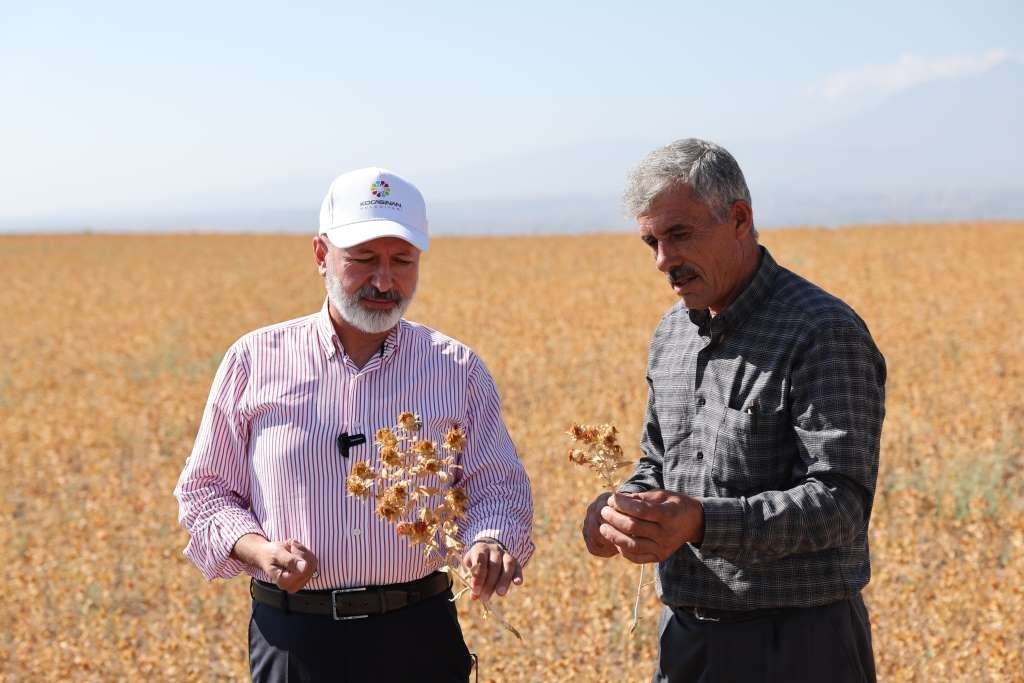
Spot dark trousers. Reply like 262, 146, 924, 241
653, 594, 876, 683
249, 589, 473, 682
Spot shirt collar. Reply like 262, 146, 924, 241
687, 246, 779, 338
315, 298, 404, 362
380, 319, 403, 361
316, 299, 341, 358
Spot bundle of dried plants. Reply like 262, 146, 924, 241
347, 412, 521, 640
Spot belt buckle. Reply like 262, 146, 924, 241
331, 586, 371, 621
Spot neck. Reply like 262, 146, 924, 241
327, 302, 393, 368
709, 242, 761, 317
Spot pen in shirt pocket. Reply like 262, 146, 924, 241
744, 400, 759, 429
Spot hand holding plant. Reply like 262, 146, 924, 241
568, 423, 652, 633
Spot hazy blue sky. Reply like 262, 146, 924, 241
2, 1, 1021, 229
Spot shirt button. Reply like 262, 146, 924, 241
696, 451, 704, 460
696, 396, 706, 407
352, 528, 362, 537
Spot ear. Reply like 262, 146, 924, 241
313, 235, 329, 276
730, 201, 754, 239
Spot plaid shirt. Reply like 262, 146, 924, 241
621, 247, 886, 610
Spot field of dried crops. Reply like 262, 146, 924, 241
1, 222, 1022, 682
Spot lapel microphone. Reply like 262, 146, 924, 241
337, 431, 367, 458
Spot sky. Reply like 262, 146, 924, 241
1, 1, 1021, 231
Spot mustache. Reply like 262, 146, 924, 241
668, 266, 699, 286
358, 285, 401, 302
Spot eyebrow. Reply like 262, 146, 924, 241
643, 223, 695, 241
347, 248, 416, 258
664, 223, 695, 233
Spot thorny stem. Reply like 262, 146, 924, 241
443, 558, 523, 641
629, 564, 646, 634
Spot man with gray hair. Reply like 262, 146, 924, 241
581, 139, 884, 681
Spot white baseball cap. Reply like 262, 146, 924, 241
318, 167, 429, 251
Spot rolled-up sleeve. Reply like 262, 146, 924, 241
458, 359, 535, 568
701, 323, 886, 563
173, 342, 266, 580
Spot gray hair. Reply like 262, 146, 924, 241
624, 138, 756, 238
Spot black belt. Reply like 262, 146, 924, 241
251, 572, 452, 621
673, 604, 790, 623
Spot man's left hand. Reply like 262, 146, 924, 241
599, 490, 705, 564
462, 540, 523, 602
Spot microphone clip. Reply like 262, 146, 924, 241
337, 431, 367, 458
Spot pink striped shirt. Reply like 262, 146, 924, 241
174, 301, 534, 588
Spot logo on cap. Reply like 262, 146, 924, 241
370, 180, 391, 198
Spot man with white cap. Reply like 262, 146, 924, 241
174, 168, 534, 682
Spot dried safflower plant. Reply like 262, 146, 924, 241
347, 413, 521, 640
566, 423, 633, 489
567, 423, 651, 633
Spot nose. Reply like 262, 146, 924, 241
370, 260, 393, 291
655, 241, 676, 273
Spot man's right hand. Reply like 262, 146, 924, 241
582, 492, 618, 557
232, 534, 319, 593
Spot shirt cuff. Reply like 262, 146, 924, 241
697, 496, 745, 555
469, 528, 535, 569
184, 510, 266, 581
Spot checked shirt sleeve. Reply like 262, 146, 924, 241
457, 359, 535, 568
618, 378, 665, 494
701, 323, 886, 563
173, 342, 266, 581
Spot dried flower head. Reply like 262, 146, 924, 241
384, 482, 408, 502
443, 426, 468, 453
598, 423, 618, 447
375, 428, 399, 449
566, 422, 634, 489
445, 487, 469, 519
398, 412, 421, 432
345, 474, 372, 497
418, 506, 438, 525
379, 446, 402, 467
407, 519, 432, 545
412, 440, 436, 458
567, 448, 587, 465
376, 497, 403, 522
351, 461, 375, 479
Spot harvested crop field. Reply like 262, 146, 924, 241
1, 222, 1022, 681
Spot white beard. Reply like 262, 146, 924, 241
325, 268, 413, 334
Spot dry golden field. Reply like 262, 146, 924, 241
1, 222, 1022, 682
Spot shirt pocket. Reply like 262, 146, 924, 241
711, 404, 787, 495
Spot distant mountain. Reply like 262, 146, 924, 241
5, 63, 1020, 234
740, 60, 1024, 225
403, 62, 1024, 231
428, 61, 1024, 231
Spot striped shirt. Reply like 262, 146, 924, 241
174, 301, 534, 588
621, 247, 886, 610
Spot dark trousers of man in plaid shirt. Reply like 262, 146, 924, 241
583, 139, 884, 682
